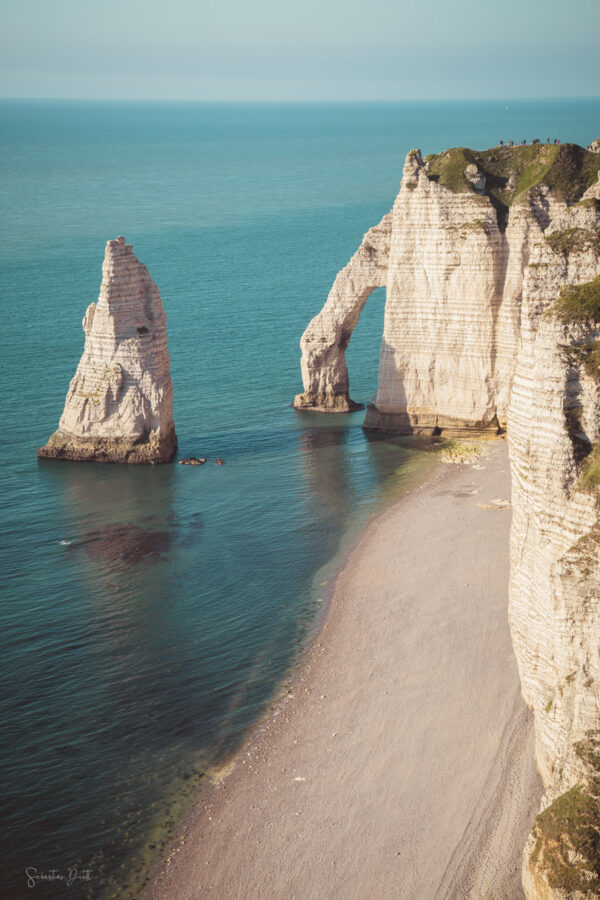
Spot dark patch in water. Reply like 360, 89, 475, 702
81, 525, 172, 564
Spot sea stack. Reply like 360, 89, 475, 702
38, 236, 177, 464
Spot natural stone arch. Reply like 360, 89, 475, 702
293, 212, 392, 412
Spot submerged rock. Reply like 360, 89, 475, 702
38, 237, 176, 464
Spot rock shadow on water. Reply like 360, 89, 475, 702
80, 523, 173, 565
40, 454, 189, 566
295, 419, 353, 514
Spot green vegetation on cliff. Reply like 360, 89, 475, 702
530, 734, 600, 892
425, 143, 600, 212
562, 340, 600, 380
579, 442, 600, 493
545, 227, 600, 255
553, 275, 600, 323
530, 785, 600, 893
576, 735, 600, 789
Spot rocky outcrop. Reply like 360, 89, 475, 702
293, 212, 391, 411
295, 141, 600, 896
39, 237, 176, 464
296, 143, 600, 437
366, 148, 517, 435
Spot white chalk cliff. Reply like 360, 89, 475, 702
39, 236, 176, 464
296, 142, 600, 896
293, 213, 391, 411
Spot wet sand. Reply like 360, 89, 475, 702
145, 441, 542, 900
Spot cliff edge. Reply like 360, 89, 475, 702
295, 141, 600, 897
38, 237, 177, 464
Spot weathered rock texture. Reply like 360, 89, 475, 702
39, 237, 176, 464
296, 142, 600, 896
296, 143, 600, 436
508, 203, 600, 898
293, 213, 391, 411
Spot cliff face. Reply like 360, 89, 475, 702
39, 236, 176, 464
365, 149, 516, 434
295, 143, 600, 896
297, 143, 599, 436
508, 206, 600, 897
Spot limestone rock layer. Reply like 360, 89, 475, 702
296, 143, 600, 437
39, 237, 176, 464
293, 213, 391, 412
507, 208, 600, 898
295, 141, 600, 897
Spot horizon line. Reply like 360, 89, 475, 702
1, 95, 599, 104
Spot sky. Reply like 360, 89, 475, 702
0, 0, 598, 101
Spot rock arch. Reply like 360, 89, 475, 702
293, 212, 391, 412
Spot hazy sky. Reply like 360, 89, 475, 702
1, 0, 598, 101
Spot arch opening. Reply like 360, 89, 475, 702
293, 212, 391, 413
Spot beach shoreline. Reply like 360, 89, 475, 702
145, 440, 542, 900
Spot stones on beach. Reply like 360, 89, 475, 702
38, 236, 177, 464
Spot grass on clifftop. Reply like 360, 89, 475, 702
552, 275, 600, 324
424, 143, 600, 214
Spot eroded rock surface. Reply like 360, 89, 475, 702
293, 213, 391, 411
39, 237, 176, 464
508, 203, 600, 898
297, 142, 600, 437
295, 140, 600, 897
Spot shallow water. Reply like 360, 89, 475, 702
1, 98, 599, 898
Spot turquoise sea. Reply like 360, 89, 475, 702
1, 99, 599, 899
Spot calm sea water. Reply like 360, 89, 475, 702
1, 99, 599, 899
